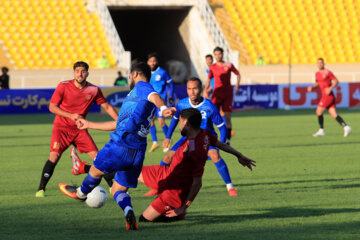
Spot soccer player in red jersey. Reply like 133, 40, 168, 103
35, 61, 118, 197
204, 47, 241, 144
307, 58, 351, 137
137, 108, 255, 222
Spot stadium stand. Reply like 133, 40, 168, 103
0, 0, 116, 69
210, 0, 360, 64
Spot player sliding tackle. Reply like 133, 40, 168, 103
159, 77, 239, 197
59, 62, 176, 230
138, 108, 255, 222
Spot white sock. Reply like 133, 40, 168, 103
226, 183, 234, 191
124, 206, 133, 216
76, 187, 87, 200
153, 141, 158, 144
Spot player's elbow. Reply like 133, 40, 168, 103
49, 104, 56, 113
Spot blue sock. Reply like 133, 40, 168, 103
161, 124, 169, 136
214, 159, 232, 184
80, 174, 101, 194
114, 190, 133, 216
160, 159, 170, 166
222, 116, 226, 124
150, 125, 157, 142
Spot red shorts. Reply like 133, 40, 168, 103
142, 166, 186, 215
211, 89, 233, 112
50, 126, 98, 155
318, 94, 336, 110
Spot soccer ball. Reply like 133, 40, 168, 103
85, 186, 107, 208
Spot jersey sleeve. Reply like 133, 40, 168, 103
136, 81, 157, 101
328, 71, 336, 80
230, 63, 240, 75
209, 132, 218, 147
210, 104, 225, 128
95, 88, 107, 105
50, 82, 65, 105
173, 102, 181, 119
208, 66, 214, 79
164, 71, 172, 83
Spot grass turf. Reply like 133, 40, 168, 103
1, 108, 360, 240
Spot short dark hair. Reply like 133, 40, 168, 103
73, 61, 89, 71
147, 52, 159, 60
213, 46, 224, 53
317, 58, 325, 62
130, 62, 151, 82
179, 108, 202, 129
205, 54, 213, 59
187, 76, 202, 89
2, 67, 9, 72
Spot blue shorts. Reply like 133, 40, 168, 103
170, 137, 218, 160
94, 140, 145, 188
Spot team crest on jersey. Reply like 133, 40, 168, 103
155, 75, 161, 81
200, 111, 207, 119
86, 94, 92, 101
224, 67, 229, 71
53, 142, 60, 149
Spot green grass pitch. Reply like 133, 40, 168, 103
1, 109, 360, 240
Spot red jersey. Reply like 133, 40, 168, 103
208, 62, 239, 91
163, 129, 218, 191
50, 80, 107, 128
315, 69, 336, 96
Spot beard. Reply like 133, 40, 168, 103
151, 64, 158, 71
180, 127, 187, 137
129, 78, 135, 90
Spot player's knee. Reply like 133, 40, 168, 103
139, 214, 153, 222
49, 152, 61, 163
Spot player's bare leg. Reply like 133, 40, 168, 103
140, 205, 162, 222
221, 107, 234, 137
208, 149, 237, 196
313, 107, 326, 137
149, 117, 160, 152
36, 152, 61, 197
112, 181, 138, 230
328, 107, 352, 137
143, 150, 175, 196
157, 117, 170, 152
224, 111, 232, 144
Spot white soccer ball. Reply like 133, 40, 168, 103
85, 186, 107, 208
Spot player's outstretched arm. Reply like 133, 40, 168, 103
101, 102, 118, 120
148, 92, 176, 118
215, 140, 256, 171
165, 176, 202, 217
76, 119, 116, 131
307, 82, 319, 92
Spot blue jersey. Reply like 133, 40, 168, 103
109, 81, 156, 150
150, 67, 172, 100
172, 97, 224, 136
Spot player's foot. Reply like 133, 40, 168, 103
149, 142, 160, 152
70, 147, 89, 175
228, 188, 238, 197
231, 130, 235, 137
225, 139, 231, 145
143, 189, 158, 196
35, 190, 45, 198
344, 125, 352, 137
163, 141, 171, 153
58, 183, 86, 200
125, 209, 138, 230
312, 128, 325, 137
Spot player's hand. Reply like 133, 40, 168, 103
307, 86, 313, 92
162, 138, 171, 149
234, 85, 239, 95
76, 119, 89, 130
162, 107, 176, 118
165, 205, 186, 217
70, 113, 83, 122
203, 91, 209, 99
325, 87, 331, 95
237, 154, 256, 171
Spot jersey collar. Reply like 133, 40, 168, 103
151, 67, 160, 73
188, 97, 205, 108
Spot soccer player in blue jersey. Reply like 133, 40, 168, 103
160, 77, 238, 196
205, 54, 215, 93
59, 62, 176, 230
147, 52, 174, 152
